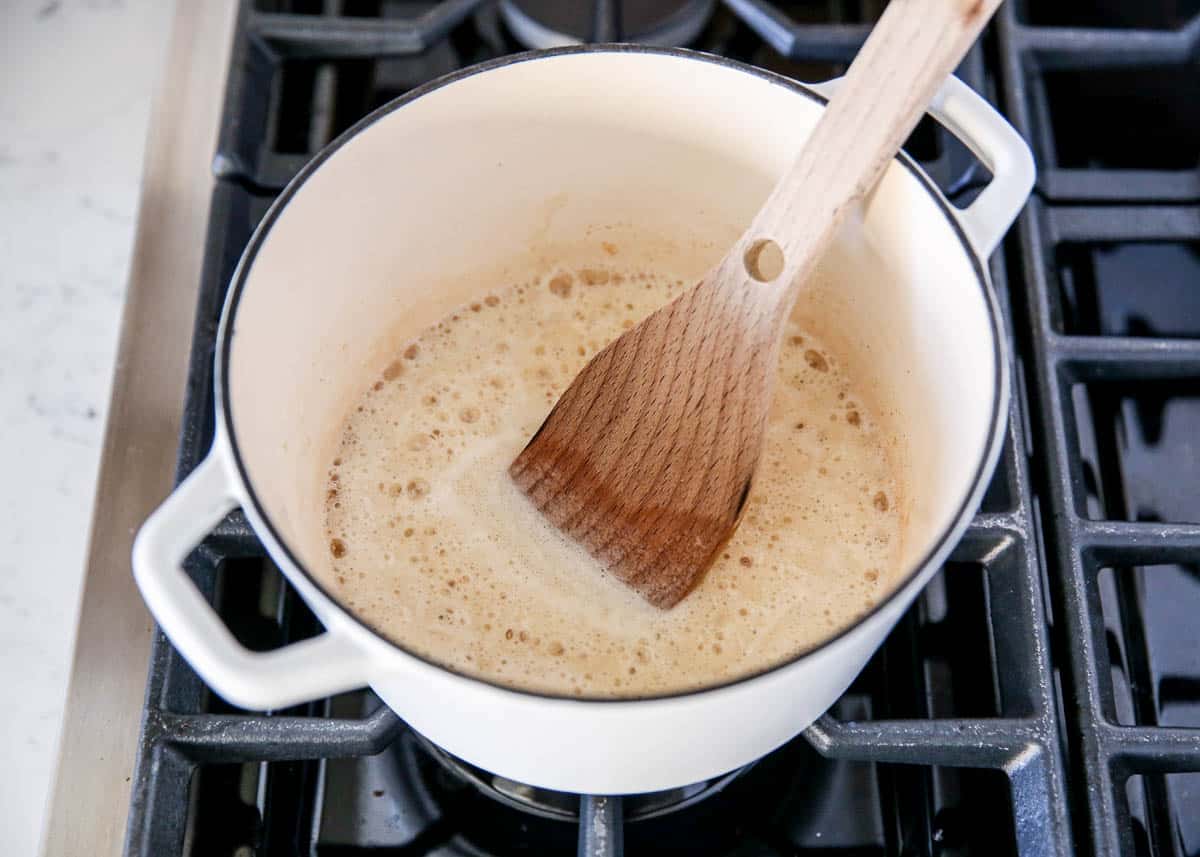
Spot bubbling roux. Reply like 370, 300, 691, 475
322, 263, 906, 698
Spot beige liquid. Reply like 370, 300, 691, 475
321, 262, 905, 698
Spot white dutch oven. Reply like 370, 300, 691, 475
133, 46, 1033, 795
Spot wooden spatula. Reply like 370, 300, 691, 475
510, 0, 1003, 608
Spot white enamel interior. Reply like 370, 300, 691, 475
220, 50, 1004, 792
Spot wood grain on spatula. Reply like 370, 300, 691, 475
510, 0, 1004, 608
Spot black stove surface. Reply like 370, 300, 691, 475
126, 3, 1200, 856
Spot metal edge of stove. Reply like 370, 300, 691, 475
995, 5, 1200, 857
117, 1, 1099, 854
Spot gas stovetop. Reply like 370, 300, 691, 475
125, 2, 1200, 856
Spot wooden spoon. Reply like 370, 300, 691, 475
510, 0, 1003, 608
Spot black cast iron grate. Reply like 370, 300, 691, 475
994, 4, 1200, 857
123, 1, 1199, 856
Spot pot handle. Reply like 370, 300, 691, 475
133, 447, 370, 710
809, 73, 1034, 257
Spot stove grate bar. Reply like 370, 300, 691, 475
810, 715, 1065, 857
722, 0, 869, 59
1045, 206, 1200, 243
1106, 725, 1200, 774
1010, 17, 1200, 69
1052, 336, 1200, 381
251, 0, 488, 59
579, 794, 625, 857
1039, 171, 1200, 204
1077, 520, 1200, 565
805, 716, 1050, 768
1000, 2, 1200, 848
158, 706, 403, 764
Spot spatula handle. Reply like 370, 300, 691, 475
731, 0, 1003, 302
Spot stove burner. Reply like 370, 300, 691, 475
339, 718, 854, 855
410, 730, 750, 821
500, 0, 715, 48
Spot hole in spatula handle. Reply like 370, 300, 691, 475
743, 238, 784, 282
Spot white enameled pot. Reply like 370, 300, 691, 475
133, 46, 1033, 795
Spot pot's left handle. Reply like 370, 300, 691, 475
133, 448, 370, 710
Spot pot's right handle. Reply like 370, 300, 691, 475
809, 74, 1035, 257
133, 447, 370, 711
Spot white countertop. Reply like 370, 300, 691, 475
0, 2, 173, 853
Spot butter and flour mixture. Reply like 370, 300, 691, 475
321, 261, 904, 697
